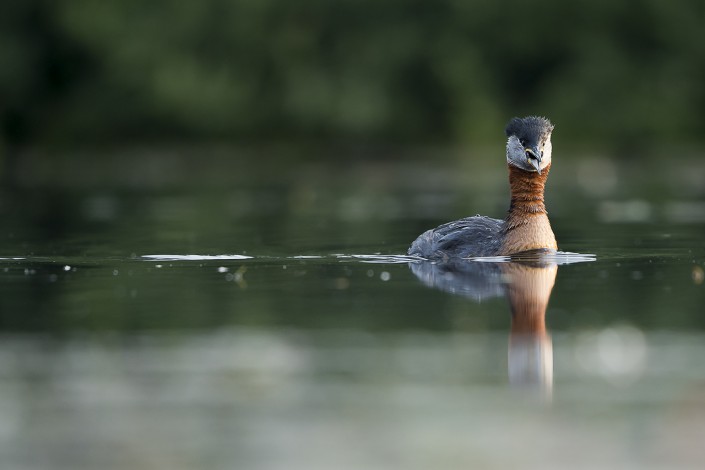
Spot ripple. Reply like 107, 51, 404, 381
139, 251, 595, 266
142, 254, 253, 261
334, 254, 419, 264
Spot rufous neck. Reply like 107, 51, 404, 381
507, 163, 551, 217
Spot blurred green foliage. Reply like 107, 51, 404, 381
2, 0, 705, 150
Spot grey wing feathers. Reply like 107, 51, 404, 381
408, 216, 503, 259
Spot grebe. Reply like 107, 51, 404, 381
409, 116, 557, 259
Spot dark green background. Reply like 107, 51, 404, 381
2, 0, 704, 153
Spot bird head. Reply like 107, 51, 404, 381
505, 116, 554, 175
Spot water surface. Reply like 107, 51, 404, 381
0, 152, 704, 469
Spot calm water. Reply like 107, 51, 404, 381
0, 151, 704, 469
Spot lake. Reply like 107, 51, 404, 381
0, 148, 704, 469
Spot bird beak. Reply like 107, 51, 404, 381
525, 147, 542, 174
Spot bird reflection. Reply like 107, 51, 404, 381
409, 255, 558, 399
